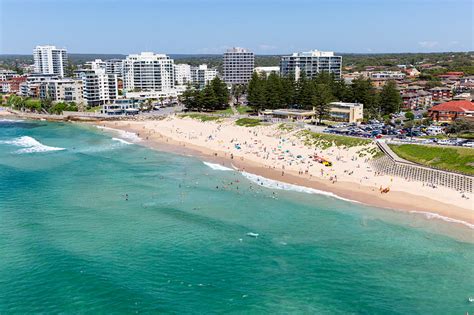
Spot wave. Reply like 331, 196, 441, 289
0, 118, 25, 122
409, 211, 474, 229
203, 161, 233, 171
241, 171, 359, 203
96, 126, 142, 142
112, 137, 132, 145
0, 136, 66, 153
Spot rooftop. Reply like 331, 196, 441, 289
429, 100, 474, 112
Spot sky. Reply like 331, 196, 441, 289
0, 0, 472, 55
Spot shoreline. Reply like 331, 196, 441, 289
2, 110, 472, 231
93, 119, 474, 230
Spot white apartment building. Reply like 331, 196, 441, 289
174, 64, 192, 86
20, 74, 60, 97
191, 64, 218, 88
122, 52, 175, 92
76, 68, 118, 106
0, 69, 20, 81
280, 50, 342, 79
254, 66, 280, 77
370, 71, 406, 80
33, 45, 68, 77
223, 47, 254, 85
39, 79, 84, 103
87, 59, 123, 76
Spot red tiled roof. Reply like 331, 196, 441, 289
428, 100, 474, 112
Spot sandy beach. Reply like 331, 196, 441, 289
94, 115, 473, 228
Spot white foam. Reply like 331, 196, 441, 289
112, 137, 132, 145
0, 118, 24, 122
241, 171, 359, 203
0, 136, 65, 153
203, 161, 233, 171
409, 211, 474, 229
96, 126, 142, 143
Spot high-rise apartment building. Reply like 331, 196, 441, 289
223, 47, 254, 85
122, 52, 174, 92
87, 59, 123, 76
75, 69, 118, 106
191, 64, 218, 88
174, 64, 192, 86
280, 50, 342, 80
33, 45, 68, 77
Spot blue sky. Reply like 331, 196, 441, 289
0, 0, 472, 54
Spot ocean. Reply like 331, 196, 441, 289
0, 118, 473, 314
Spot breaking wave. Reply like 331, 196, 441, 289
0, 136, 65, 153
241, 171, 358, 203
410, 211, 474, 229
203, 161, 233, 171
96, 126, 142, 142
112, 137, 132, 145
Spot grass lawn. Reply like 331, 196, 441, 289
236, 105, 253, 114
297, 130, 372, 149
214, 108, 234, 115
389, 144, 474, 175
180, 113, 222, 122
86, 106, 101, 112
235, 118, 261, 127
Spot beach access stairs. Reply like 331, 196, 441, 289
371, 140, 473, 193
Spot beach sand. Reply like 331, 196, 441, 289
95, 116, 473, 228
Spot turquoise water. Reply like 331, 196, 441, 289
0, 119, 473, 314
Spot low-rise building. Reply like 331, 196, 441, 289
39, 78, 83, 103
428, 100, 474, 123
262, 102, 363, 123
429, 86, 452, 101
0, 69, 20, 81
101, 99, 142, 116
254, 66, 280, 77
328, 102, 364, 123
401, 90, 432, 110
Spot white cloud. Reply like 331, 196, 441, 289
418, 41, 439, 48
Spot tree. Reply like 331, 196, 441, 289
201, 84, 218, 110
247, 72, 266, 112
296, 73, 314, 109
447, 119, 474, 134
265, 72, 284, 109
350, 77, 377, 118
231, 84, 246, 105
65, 60, 77, 78
181, 84, 200, 111
404, 111, 415, 120
379, 80, 402, 115
210, 77, 229, 109
312, 84, 335, 124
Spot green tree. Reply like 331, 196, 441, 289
404, 111, 415, 120
65, 60, 77, 78
201, 84, 218, 110
247, 72, 266, 112
231, 84, 246, 105
379, 80, 402, 115
312, 84, 335, 124
210, 77, 229, 109
265, 72, 284, 109
296, 73, 314, 109
350, 77, 377, 118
